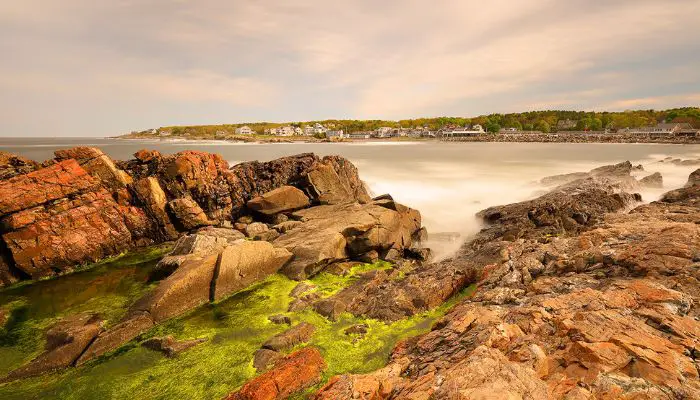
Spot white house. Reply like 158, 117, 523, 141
442, 124, 485, 137
294, 127, 303, 135
278, 126, 295, 136
313, 123, 328, 135
303, 125, 315, 136
235, 126, 253, 135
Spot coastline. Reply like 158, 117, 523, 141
115, 133, 700, 145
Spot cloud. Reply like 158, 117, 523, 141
0, 0, 699, 136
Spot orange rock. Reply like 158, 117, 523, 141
225, 347, 326, 400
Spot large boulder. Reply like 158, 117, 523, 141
131, 177, 179, 240
212, 241, 292, 301
246, 185, 310, 215
262, 322, 316, 352
156, 226, 245, 275
76, 311, 154, 365
225, 347, 326, 400
274, 199, 422, 280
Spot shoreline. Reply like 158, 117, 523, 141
115, 134, 700, 145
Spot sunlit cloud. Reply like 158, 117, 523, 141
0, 0, 698, 136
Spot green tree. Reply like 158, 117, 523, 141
589, 118, 603, 130
535, 120, 550, 133
484, 120, 501, 133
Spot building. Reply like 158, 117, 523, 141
235, 126, 253, 135
325, 130, 345, 139
442, 124, 485, 137
622, 122, 697, 137
557, 119, 578, 130
303, 125, 315, 136
278, 126, 295, 136
294, 127, 303, 135
313, 123, 328, 135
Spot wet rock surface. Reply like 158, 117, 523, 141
141, 335, 207, 357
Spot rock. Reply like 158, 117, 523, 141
268, 213, 288, 225
357, 250, 379, 263
226, 153, 369, 217
324, 261, 362, 276
411, 227, 428, 244
639, 172, 663, 188
3, 313, 103, 381
290, 282, 316, 298
167, 198, 211, 230
225, 347, 326, 400
268, 315, 291, 325
245, 222, 269, 238
76, 311, 154, 365
262, 322, 316, 352
212, 242, 292, 301
274, 201, 422, 280
344, 324, 369, 336
273, 220, 303, 233
246, 185, 310, 215
0, 159, 98, 215
0, 151, 38, 180
2, 184, 151, 278
237, 215, 254, 224
305, 162, 354, 205
313, 298, 347, 321
405, 247, 432, 262
133, 255, 219, 322
141, 335, 206, 357
54, 147, 130, 190
253, 348, 283, 372
155, 228, 244, 277
686, 168, 700, 187
132, 176, 179, 240
253, 229, 280, 242
134, 149, 161, 163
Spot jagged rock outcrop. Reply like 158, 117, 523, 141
640, 171, 663, 188
314, 167, 700, 399
0, 149, 372, 286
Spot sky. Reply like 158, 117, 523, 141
1, 0, 699, 137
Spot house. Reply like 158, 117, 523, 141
294, 127, 303, 135
326, 130, 345, 139
442, 124, 485, 137
265, 128, 279, 135
313, 123, 328, 135
278, 126, 295, 136
235, 126, 253, 135
303, 125, 315, 136
622, 122, 696, 137
346, 132, 370, 139
557, 119, 578, 130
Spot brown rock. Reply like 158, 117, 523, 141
76, 311, 154, 365
253, 348, 283, 372
141, 335, 206, 357
212, 241, 292, 301
0, 151, 38, 180
262, 322, 316, 352
639, 172, 663, 188
247, 185, 310, 215
54, 147, 131, 190
167, 198, 212, 230
3, 313, 103, 381
225, 347, 326, 400
0, 159, 98, 215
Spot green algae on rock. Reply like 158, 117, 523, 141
0, 257, 474, 400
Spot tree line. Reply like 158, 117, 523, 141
150, 107, 700, 136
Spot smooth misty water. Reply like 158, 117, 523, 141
3, 137, 700, 257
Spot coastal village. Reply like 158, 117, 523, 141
132, 117, 700, 142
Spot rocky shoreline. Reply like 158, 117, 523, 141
0, 148, 699, 399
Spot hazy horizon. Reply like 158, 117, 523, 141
1, 0, 699, 137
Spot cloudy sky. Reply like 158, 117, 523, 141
1, 0, 699, 137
